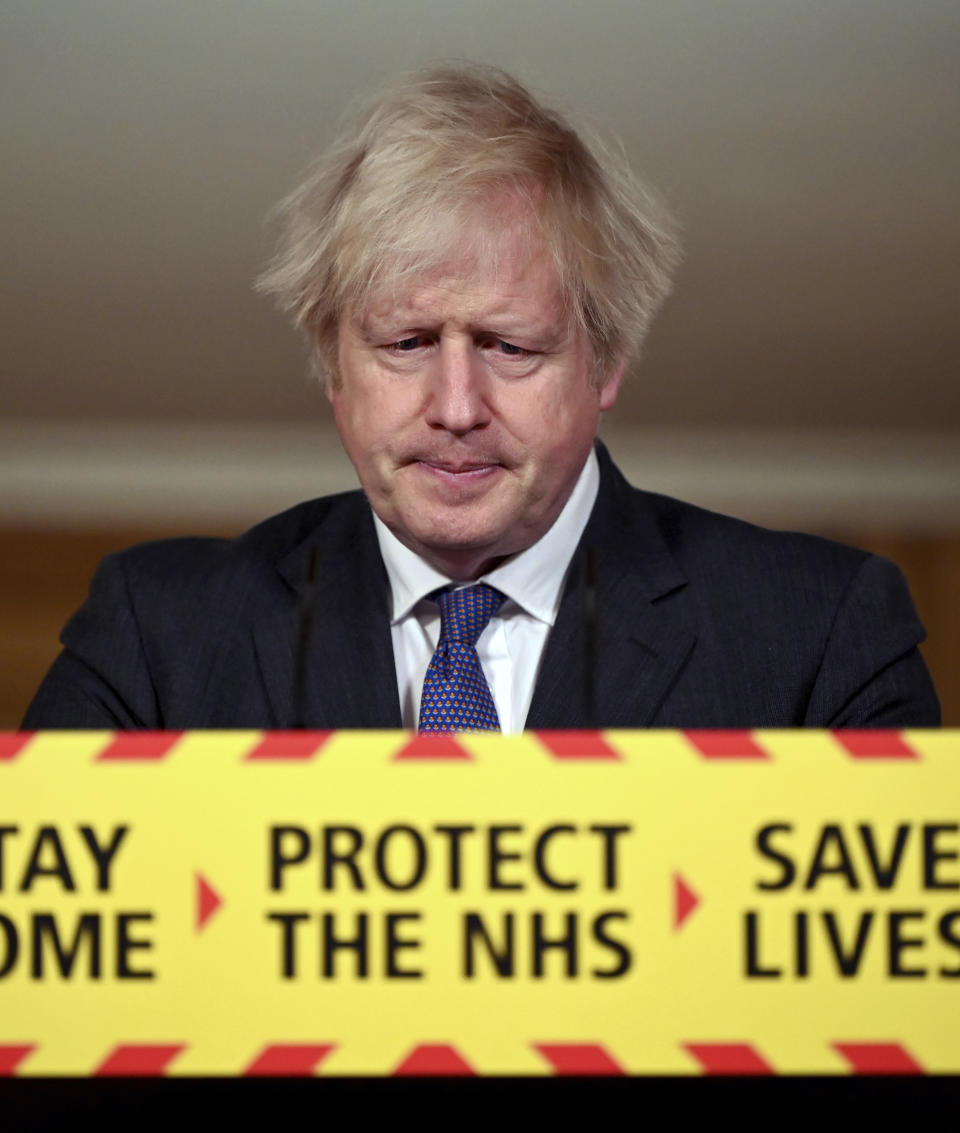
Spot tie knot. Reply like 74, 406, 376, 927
435, 584, 504, 647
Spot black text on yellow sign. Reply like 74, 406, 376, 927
744, 821, 960, 980
0, 823, 154, 981
1, 728, 958, 1076
265, 821, 634, 980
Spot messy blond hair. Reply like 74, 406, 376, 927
257, 63, 679, 387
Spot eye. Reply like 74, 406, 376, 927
481, 337, 531, 358
393, 336, 424, 351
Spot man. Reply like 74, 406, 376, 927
24, 64, 939, 730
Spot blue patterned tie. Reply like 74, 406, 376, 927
418, 585, 505, 732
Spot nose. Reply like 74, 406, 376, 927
424, 338, 492, 435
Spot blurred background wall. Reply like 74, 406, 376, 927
2, 0, 957, 725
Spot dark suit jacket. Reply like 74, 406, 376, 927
23, 446, 940, 729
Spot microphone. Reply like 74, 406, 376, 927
292, 545, 319, 729
580, 545, 597, 729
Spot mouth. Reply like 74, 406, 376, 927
412, 458, 504, 485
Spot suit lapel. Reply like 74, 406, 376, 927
526, 449, 696, 728
252, 499, 402, 728
250, 449, 693, 730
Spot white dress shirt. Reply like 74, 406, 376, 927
373, 448, 600, 732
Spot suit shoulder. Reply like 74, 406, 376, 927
597, 445, 871, 583
635, 487, 872, 579
69, 490, 372, 645
612, 483, 918, 639
101, 490, 369, 585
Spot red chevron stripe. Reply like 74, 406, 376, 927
243, 1044, 335, 1076
0, 1045, 35, 1075
245, 731, 332, 760
683, 1042, 775, 1075
0, 733, 33, 761
833, 731, 919, 759
833, 1042, 924, 1074
534, 1043, 626, 1075
96, 733, 182, 761
393, 1044, 476, 1075
535, 731, 621, 759
93, 1044, 185, 1076
393, 735, 473, 760
683, 731, 769, 759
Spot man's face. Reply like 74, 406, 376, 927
330, 211, 622, 579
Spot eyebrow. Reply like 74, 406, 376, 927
357, 310, 571, 348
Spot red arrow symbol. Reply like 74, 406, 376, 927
674, 872, 700, 930
196, 872, 223, 931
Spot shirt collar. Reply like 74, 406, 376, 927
373, 447, 599, 627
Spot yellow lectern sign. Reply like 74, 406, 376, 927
1, 729, 957, 1076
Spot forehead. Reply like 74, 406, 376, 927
359, 214, 569, 331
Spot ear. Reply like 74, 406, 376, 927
316, 325, 341, 401
320, 353, 341, 402
598, 358, 627, 412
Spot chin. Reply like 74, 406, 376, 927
404, 506, 501, 547
409, 521, 511, 568
416, 529, 503, 557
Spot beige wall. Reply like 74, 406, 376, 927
3, 1, 958, 431
3, 4, 957, 726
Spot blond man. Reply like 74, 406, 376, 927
26, 65, 939, 730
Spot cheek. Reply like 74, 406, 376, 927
529, 386, 600, 474
333, 375, 380, 431
520, 381, 597, 441
330, 393, 375, 474
333, 382, 419, 467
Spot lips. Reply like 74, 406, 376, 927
407, 457, 506, 492
418, 459, 500, 474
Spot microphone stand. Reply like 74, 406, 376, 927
580, 545, 597, 729
292, 545, 318, 730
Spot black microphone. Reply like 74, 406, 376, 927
292, 545, 318, 729
580, 545, 597, 729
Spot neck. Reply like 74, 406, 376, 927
416, 547, 510, 582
